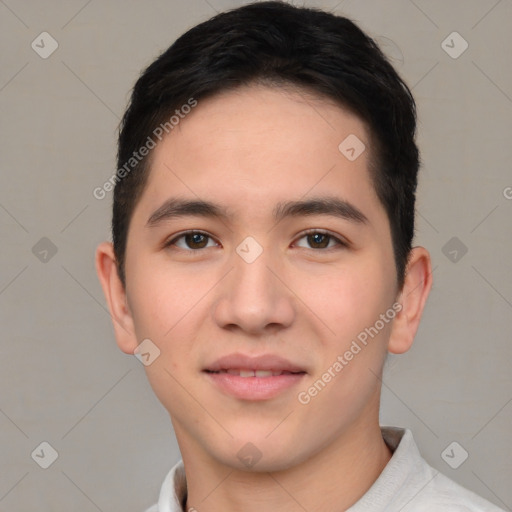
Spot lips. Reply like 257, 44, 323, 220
203, 353, 307, 400
204, 353, 307, 375
211, 369, 298, 377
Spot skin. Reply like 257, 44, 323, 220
96, 84, 432, 512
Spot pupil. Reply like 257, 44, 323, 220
187, 233, 206, 248
309, 233, 327, 248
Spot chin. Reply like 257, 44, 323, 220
213, 433, 308, 473
225, 450, 302, 474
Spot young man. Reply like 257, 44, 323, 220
95, 2, 504, 511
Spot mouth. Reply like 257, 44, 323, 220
204, 369, 305, 377
203, 353, 307, 400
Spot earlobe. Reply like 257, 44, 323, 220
95, 241, 139, 354
388, 246, 433, 355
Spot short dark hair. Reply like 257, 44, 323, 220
113, 1, 419, 289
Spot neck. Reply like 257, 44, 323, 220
177, 416, 392, 512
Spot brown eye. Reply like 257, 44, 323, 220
184, 233, 209, 249
307, 233, 330, 249
295, 230, 345, 250
165, 231, 217, 250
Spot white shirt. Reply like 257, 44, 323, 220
144, 426, 505, 511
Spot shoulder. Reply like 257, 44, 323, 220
356, 427, 506, 512
408, 467, 505, 512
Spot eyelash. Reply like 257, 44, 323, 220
163, 229, 348, 252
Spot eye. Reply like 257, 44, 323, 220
163, 229, 347, 252
294, 230, 346, 250
165, 231, 218, 251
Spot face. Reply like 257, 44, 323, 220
122, 85, 400, 471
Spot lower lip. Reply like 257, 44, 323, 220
204, 372, 306, 401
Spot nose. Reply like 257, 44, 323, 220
212, 243, 296, 336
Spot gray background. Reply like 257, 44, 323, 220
1, 0, 511, 510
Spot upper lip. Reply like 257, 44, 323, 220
204, 353, 307, 373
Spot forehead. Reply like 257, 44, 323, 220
136, 84, 385, 226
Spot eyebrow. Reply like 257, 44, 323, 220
146, 196, 369, 227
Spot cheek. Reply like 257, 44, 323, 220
126, 265, 204, 411
296, 269, 393, 428
309, 258, 394, 341
126, 253, 205, 340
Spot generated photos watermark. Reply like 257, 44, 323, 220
297, 302, 402, 405
93, 98, 198, 200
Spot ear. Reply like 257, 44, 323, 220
95, 241, 139, 354
388, 246, 433, 354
